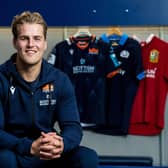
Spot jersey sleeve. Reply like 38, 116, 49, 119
47, 42, 62, 69
163, 43, 168, 80
47, 45, 57, 65
130, 38, 145, 80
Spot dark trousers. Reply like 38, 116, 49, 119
0, 146, 98, 168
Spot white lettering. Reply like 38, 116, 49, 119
73, 65, 95, 74
145, 67, 157, 78
39, 99, 57, 106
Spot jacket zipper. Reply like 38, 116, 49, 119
31, 91, 35, 126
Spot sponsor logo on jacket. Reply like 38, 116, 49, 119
40, 83, 56, 106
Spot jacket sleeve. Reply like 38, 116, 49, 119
56, 73, 83, 153
0, 85, 33, 155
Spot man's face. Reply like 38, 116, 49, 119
13, 23, 47, 66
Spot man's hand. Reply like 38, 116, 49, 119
30, 136, 41, 157
39, 132, 64, 160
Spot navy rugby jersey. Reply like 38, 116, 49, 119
48, 35, 115, 125
94, 33, 145, 135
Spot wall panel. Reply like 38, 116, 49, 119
0, 26, 167, 166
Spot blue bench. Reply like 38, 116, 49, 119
98, 156, 153, 167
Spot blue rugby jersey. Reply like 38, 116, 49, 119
94, 34, 145, 135
48, 35, 116, 125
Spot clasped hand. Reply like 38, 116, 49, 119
31, 131, 64, 160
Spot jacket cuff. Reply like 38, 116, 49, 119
16, 138, 33, 155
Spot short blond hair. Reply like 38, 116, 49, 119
11, 11, 47, 39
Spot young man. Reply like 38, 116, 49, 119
0, 11, 98, 168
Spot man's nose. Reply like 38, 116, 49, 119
27, 38, 34, 46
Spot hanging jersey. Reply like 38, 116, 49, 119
94, 34, 145, 135
47, 36, 115, 125
129, 36, 168, 135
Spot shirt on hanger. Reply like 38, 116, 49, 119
47, 35, 116, 126
94, 33, 145, 135
129, 35, 168, 135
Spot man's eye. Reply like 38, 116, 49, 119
34, 37, 42, 41
19, 37, 27, 40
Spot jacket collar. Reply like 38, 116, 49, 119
6, 53, 55, 88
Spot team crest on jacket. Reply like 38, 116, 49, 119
42, 83, 54, 92
40, 83, 56, 106
120, 50, 130, 58
80, 58, 86, 65
69, 49, 74, 55
149, 49, 159, 63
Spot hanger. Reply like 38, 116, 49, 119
106, 27, 122, 46
107, 26, 122, 36
73, 27, 92, 38
132, 34, 141, 43
146, 33, 155, 44
72, 27, 94, 49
